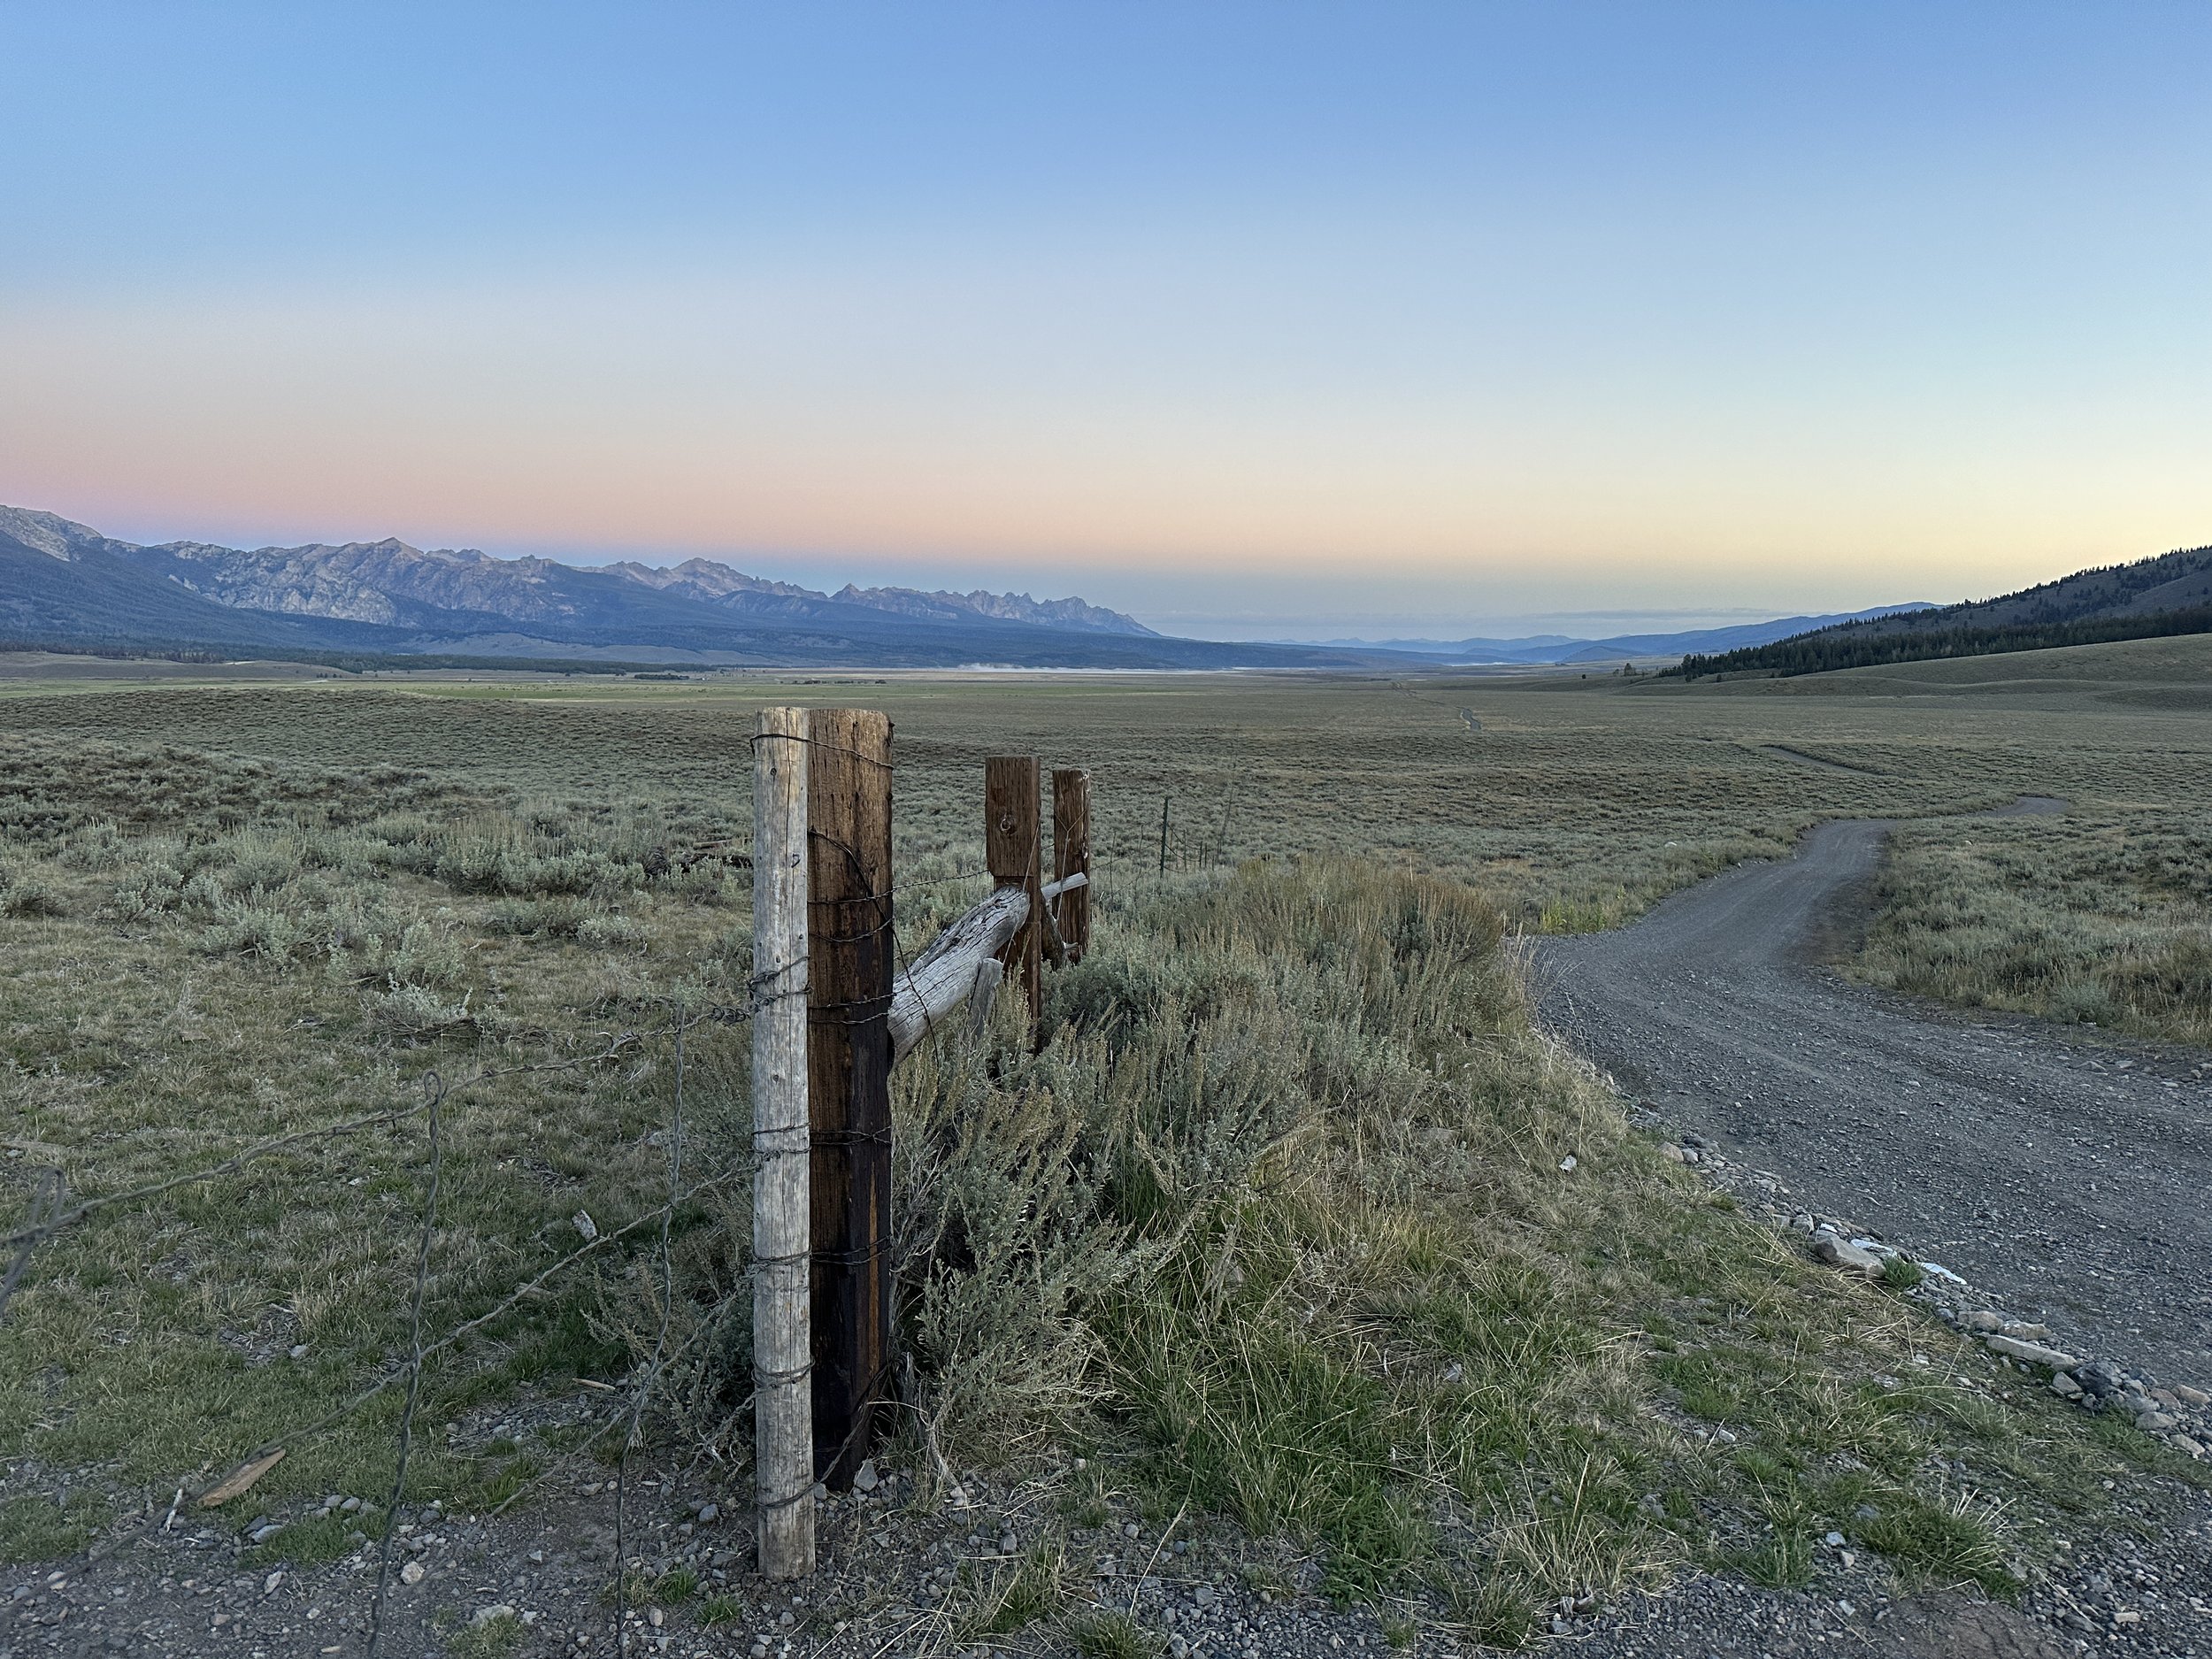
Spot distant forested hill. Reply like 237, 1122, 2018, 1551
1671, 545, 2212, 679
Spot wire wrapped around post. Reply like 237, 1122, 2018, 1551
751, 707, 815, 1578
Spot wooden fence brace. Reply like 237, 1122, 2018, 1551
750, 707, 813, 1578
806, 709, 895, 1489
887, 872, 1087, 1064
984, 757, 1044, 1042
1052, 769, 1090, 965
1157, 794, 1171, 875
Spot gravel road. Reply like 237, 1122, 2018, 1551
1533, 800, 2212, 1392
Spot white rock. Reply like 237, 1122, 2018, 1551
399, 1561, 426, 1586
572, 1210, 598, 1242
1814, 1235, 1882, 1277
1985, 1334, 2077, 1369
851, 1460, 879, 1494
1559, 1156, 1578, 1172
472, 1604, 516, 1627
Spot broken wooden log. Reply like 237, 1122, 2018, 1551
888, 873, 1087, 1064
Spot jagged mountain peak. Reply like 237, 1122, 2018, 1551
0, 505, 117, 560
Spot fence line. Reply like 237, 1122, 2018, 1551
0, 711, 1114, 1633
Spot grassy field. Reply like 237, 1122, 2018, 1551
2, 652, 2208, 1644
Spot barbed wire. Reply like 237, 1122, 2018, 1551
365, 1071, 446, 1659
615, 1006, 689, 1654
0, 1038, 643, 1257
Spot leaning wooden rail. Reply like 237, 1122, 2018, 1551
887, 872, 1087, 1064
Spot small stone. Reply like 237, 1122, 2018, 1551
1559, 1156, 1578, 1172
1788, 1211, 1815, 1232
1814, 1235, 1882, 1277
1824, 1532, 1845, 1548
2051, 1373, 2084, 1400
1837, 1600, 1855, 1616
1984, 1334, 2077, 1370
2000, 1320, 2053, 1340
472, 1605, 516, 1628
999, 1533, 1018, 1555
1681, 1148, 1701, 1164
2073, 1360, 2124, 1395
1962, 1310, 2004, 1333
1440, 1362, 1463, 1385
852, 1460, 879, 1493
2114, 1610, 2142, 1627
399, 1562, 426, 1586
1124, 1522, 1141, 1539
264, 1571, 284, 1594
2171, 1384, 2209, 1407
647, 1608, 664, 1629
696, 1502, 718, 1524
1659, 1144, 1686, 1163
288, 1344, 310, 1361
572, 1210, 598, 1242
340, 1497, 362, 1513
250, 1524, 284, 1544
2136, 1410, 2177, 1432
1839, 1550, 1856, 1569
2171, 1434, 2205, 1457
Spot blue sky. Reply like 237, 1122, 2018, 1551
3, 3, 2208, 638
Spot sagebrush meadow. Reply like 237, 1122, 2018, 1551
3, 648, 2208, 1646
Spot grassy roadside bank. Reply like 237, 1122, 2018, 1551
1849, 808, 2212, 1047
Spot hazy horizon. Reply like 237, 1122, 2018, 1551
4, 4, 2208, 638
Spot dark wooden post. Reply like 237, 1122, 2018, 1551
985, 757, 1043, 1038
1052, 768, 1091, 965
806, 708, 893, 1488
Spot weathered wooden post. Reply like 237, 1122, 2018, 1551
985, 757, 1043, 1039
750, 707, 813, 1578
1052, 768, 1090, 965
806, 709, 894, 1488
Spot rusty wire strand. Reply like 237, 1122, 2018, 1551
365, 1071, 446, 1659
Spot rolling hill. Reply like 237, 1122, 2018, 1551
0, 506, 1381, 671
1671, 544, 2212, 679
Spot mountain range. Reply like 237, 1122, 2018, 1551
1297, 605, 1934, 664
0, 505, 1379, 671
1674, 544, 2212, 678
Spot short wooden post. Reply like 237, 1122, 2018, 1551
806, 709, 894, 1489
1052, 768, 1091, 965
985, 757, 1043, 1038
750, 707, 813, 1578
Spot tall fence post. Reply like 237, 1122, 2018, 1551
750, 707, 814, 1578
806, 709, 895, 1488
985, 757, 1043, 1041
1052, 768, 1090, 966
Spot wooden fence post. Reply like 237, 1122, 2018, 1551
750, 707, 813, 1578
1052, 768, 1090, 965
806, 709, 894, 1489
985, 757, 1043, 1039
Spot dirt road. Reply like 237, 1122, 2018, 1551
1533, 802, 2212, 1390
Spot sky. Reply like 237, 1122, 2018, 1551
3, 4, 2209, 641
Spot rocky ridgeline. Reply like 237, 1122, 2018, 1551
1636, 1113, 2212, 1463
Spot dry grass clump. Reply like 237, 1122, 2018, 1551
871, 858, 2151, 1637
